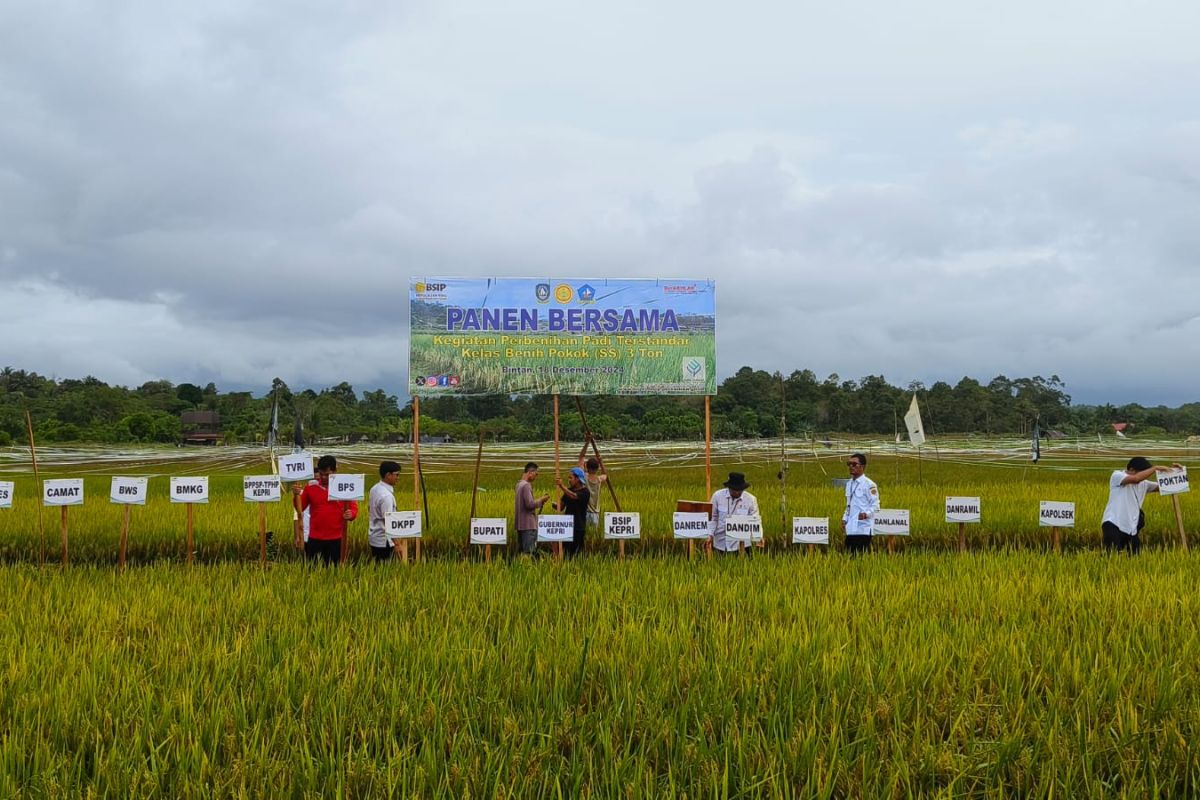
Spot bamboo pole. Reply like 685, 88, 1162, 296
704, 396, 712, 560
25, 411, 44, 567
958, 522, 967, 553
1052, 526, 1061, 554
119, 505, 131, 570
574, 397, 622, 512
413, 396, 422, 563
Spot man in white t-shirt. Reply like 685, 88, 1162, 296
368, 460, 402, 562
1101, 456, 1181, 554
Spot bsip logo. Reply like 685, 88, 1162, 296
683, 357, 706, 382
535, 283, 551, 303
415, 281, 447, 294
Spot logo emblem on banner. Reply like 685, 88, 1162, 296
554, 284, 574, 303
578, 284, 596, 303
683, 357, 706, 381
535, 283, 551, 303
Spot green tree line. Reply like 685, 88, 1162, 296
2, 365, 1198, 446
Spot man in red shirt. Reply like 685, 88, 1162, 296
293, 454, 358, 565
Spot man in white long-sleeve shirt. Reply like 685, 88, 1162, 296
709, 472, 760, 554
841, 453, 880, 554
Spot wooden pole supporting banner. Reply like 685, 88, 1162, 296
704, 395, 712, 560
26, 411, 45, 567
60, 506, 69, 567
485, 544, 492, 563
1052, 527, 1062, 554
1173, 495, 1188, 551
553, 394, 563, 561
258, 503, 268, 567
619, 540, 625, 561
186, 504, 195, 565
958, 522, 967, 553
413, 395, 422, 563
887, 535, 896, 554
574, 397, 622, 512
119, 505, 131, 570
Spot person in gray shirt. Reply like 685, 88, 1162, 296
514, 462, 550, 555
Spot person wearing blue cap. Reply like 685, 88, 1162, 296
555, 467, 591, 558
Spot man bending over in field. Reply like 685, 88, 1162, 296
1101, 456, 1182, 554
293, 454, 358, 565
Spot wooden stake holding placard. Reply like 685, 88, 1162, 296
704, 396, 712, 559
25, 411, 45, 567
110, 476, 147, 571
945, 496, 981, 553
1039, 501, 1075, 554
470, 430, 485, 561
43, 478, 83, 567
171, 476, 209, 564
1156, 468, 1189, 550
553, 394, 563, 562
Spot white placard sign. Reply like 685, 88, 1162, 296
604, 512, 641, 540
0, 481, 14, 509
243, 475, 282, 502
1039, 501, 1075, 528
328, 474, 365, 501
470, 517, 507, 545
1158, 468, 1190, 497
110, 477, 148, 505
945, 496, 981, 523
44, 478, 84, 507
725, 514, 763, 542
792, 517, 830, 545
537, 514, 574, 542
673, 511, 711, 539
385, 510, 422, 539
874, 509, 911, 536
276, 452, 314, 482
170, 477, 210, 504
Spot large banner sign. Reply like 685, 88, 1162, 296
410, 278, 716, 395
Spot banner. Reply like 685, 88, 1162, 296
328, 474, 365, 501
410, 278, 716, 395
0, 481, 14, 509
277, 453, 314, 482
673, 512, 711, 539
945, 497, 981, 523
725, 514, 763, 542
110, 477, 148, 506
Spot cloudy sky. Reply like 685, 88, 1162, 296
2, 0, 1198, 405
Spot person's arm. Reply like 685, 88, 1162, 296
518, 482, 539, 512
577, 443, 590, 470
555, 478, 579, 500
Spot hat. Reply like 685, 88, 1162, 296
570, 467, 587, 482
723, 472, 749, 490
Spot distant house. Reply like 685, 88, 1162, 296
420, 434, 452, 444
181, 411, 222, 446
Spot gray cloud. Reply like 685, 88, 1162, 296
2, 0, 1199, 404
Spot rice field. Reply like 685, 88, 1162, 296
1, 439, 1198, 797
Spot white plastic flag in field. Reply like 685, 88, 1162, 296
904, 394, 926, 447
110, 477, 148, 505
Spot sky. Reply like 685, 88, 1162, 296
2, 0, 1198, 406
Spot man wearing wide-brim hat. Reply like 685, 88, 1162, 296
709, 471, 761, 554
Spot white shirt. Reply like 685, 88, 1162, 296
843, 475, 880, 535
1102, 470, 1156, 536
709, 488, 759, 552
368, 480, 397, 548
